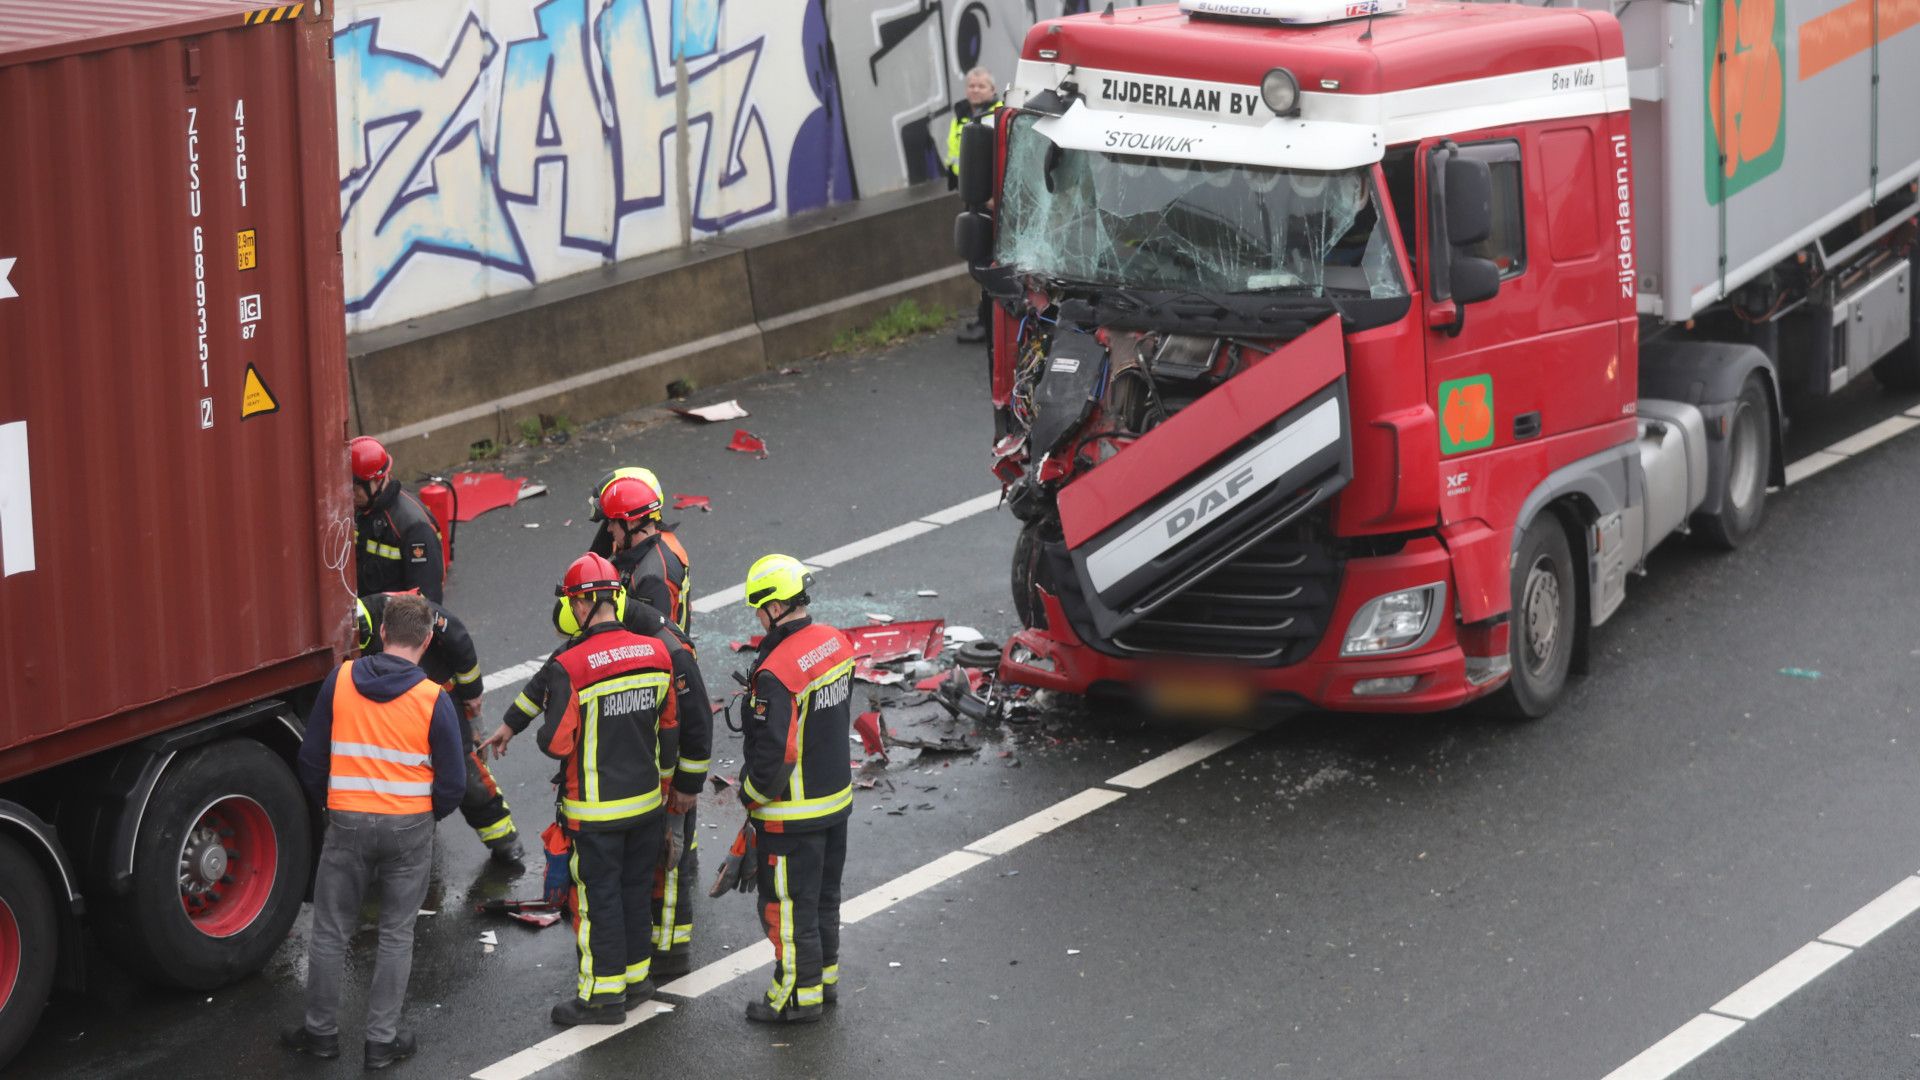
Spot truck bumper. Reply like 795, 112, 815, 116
1000, 537, 1509, 714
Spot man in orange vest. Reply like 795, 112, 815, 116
283, 594, 467, 1069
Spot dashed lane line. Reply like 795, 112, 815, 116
1780, 404, 1920, 487
467, 722, 1266, 1079
1601, 872, 1920, 1079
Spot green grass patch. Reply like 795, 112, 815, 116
829, 299, 955, 353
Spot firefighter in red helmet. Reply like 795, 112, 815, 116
351, 436, 444, 604
591, 469, 693, 635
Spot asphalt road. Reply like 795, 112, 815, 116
12, 329, 1920, 1080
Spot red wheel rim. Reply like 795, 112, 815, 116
0, 896, 19, 1013
177, 795, 278, 938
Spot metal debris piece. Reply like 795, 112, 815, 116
669, 399, 750, 422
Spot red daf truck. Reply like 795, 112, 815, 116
0, 1, 346, 1066
956, 0, 1920, 716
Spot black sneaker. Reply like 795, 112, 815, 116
281, 1025, 340, 1059
623, 979, 656, 1009
363, 1030, 416, 1071
745, 999, 823, 1024
487, 836, 526, 864
551, 998, 625, 1026
651, 950, 692, 977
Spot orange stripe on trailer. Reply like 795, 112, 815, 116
1799, 0, 1920, 79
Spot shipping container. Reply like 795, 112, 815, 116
0, 0, 347, 1066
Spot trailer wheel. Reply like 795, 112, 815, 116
1693, 373, 1772, 550
0, 834, 57, 1070
1491, 515, 1576, 720
97, 739, 311, 990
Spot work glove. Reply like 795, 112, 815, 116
663, 807, 686, 871
707, 822, 758, 898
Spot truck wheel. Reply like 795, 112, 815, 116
97, 739, 311, 990
1491, 515, 1576, 720
0, 834, 57, 1070
1012, 523, 1047, 630
1692, 373, 1772, 550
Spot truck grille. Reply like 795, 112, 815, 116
1108, 515, 1340, 663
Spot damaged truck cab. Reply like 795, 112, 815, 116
961, 0, 1920, 717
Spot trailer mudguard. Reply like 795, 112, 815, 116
1057, 317, 1353, 639
1639, 339, 1787, 491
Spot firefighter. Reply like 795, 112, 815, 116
946, 66, 1002, 345
736, 554, 854, 1023
355, 592, 523, 863
593, 471, 693, 635
351, 436, 445, 603
481, 554, 679, 1025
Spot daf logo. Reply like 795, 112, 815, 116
1165, 466, 1257, 539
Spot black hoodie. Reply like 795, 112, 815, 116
298, 652, 467, 819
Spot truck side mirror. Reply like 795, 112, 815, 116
1450, 254, 1500, 306
1443, 156, 1493, 249
959, 123, 995, 209
954, 210, 994, 267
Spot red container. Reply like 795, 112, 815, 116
0, 0, 349, 782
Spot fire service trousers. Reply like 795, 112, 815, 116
754, 820, 847, 1011
653, 804, 699, 957
568, 815, 664, 1005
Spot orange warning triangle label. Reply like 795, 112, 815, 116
241, 364, 279, 419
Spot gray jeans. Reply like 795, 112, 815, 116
304, 809, 435, 1043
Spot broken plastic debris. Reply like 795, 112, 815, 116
516, 482, 548, 501
853, 711, 887, 757
726, 429, 769, 457
1779, 667, 1822, 680
478, 930, 498, 945
672, 493, 712, 512
944, 625, 985, 647
917, 589, 939, 597
1067, 949, 1081, 956
508, 909, 562, 928
417, 909, 436, 916
669, 399, 750, 422
864, 613, 894, 625
888, 961, 902, 968
522, 522, 541, 529
439, 472, 529, 521
779, 367, 802, 375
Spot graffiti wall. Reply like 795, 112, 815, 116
335, 0, 1144, 333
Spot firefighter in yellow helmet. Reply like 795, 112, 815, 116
732, 554, 853, 1022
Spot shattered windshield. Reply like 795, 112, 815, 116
996, 114, 1406, 300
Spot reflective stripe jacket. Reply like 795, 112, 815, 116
355, 483, 445, 603
361, 592, 484, 704
298, 654, 466, 819
535, 621, 680, 832
741, 617, 855, 833
612, 530, 692, 636
619, 600, 712, 797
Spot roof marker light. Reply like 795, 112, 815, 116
1181, 0, 1407, 25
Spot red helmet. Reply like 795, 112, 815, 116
557, 552, 622, 598
599, 475, 663, 523
349, 436, 392, 484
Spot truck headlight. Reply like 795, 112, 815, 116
1341, 583, 1445, 656
1262, 67, 1300, 116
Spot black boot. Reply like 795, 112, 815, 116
486, 836, 526, 864
280, 1025, 340, 1059
823, 983, 838, 1005
551, 997, 625, 1026
745, 999, 823, 1024
363, 1030, 417, 1071
652, 949, 691, 977
623, 979, 656, 1010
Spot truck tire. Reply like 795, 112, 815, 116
0, 834, 56, 1070
96, 739, 311, 990
1012, 523, 1047, 630
1692, 373, 1772, 550
1491, 514, 1576, 720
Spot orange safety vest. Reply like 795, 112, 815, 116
327, 660, 441, 814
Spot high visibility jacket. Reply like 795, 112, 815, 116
742, 618, 855, 833
619, 600, 713, 797
356, 484, 444, 603
536, 622, 679, 832
327, 660, 440, 814
615, 530, 693, 636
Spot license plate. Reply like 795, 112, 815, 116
1145, 677, 1254, 717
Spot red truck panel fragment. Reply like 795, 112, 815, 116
0, 2, 347, 780
1058, 316, 1345, 550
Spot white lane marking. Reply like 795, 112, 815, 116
1783, 451, 1847, 486
481, 660, 546, 694
1708, 940, 1850, 1021
921, 490, 1002, 526
469, 727, 1241, 1077
1783, 410, 1920, 487
1819, 875, 1920, 948
1105, 726, 1258, 790
964, 787, 1127, 856
840, 850, 992, 924
805, 520, 942, 568
470, 1001, 674, 1080
1600, 1013, 1745, 1080
692, 584, 745, 614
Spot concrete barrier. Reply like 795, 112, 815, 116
354, 183, 976, 476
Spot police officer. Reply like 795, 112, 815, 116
481, 554, 679, 1025
355, 592, 523, 863
589, 469, 693, 634
946, 66, 1002, 345
351, 436, 445, 603
736, 554, 854, 1023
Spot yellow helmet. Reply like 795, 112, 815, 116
744, 554, 811, 609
